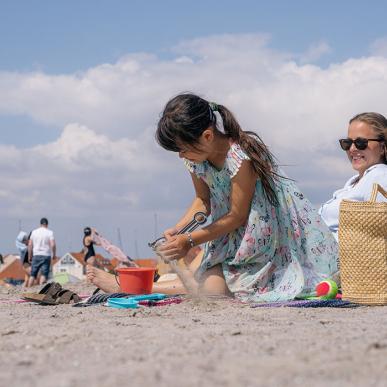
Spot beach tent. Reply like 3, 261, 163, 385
0, 255, 26, 281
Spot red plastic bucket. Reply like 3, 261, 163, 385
116, 267, 155, 294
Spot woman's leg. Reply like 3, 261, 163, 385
23, 265, 31, 287
87, 256, 96, 266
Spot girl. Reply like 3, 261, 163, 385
155, 93, 338, 302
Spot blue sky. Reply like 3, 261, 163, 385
2, 1, 387, 74
1, 1, 387, 256
2, 0, 387, 147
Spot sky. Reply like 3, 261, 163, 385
1, 0, 387, 257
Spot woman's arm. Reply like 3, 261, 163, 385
159, 160, 256, 259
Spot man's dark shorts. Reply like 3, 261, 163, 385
31, 255, 51, 278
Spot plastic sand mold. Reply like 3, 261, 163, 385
106, 293, 167, 309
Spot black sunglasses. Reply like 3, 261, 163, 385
339, 137, 383, 151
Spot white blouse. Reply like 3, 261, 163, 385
319, 163, 387, 239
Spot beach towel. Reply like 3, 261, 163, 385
251, 299, 359, 308
91, 229, 135, 265
72, 292, 183, 307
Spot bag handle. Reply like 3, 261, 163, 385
370, 183, 387, 202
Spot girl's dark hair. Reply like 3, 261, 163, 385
349, 112, 387, 164
156, 93, 280, 205
83, 227, 92, 236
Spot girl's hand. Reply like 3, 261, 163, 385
163, 227, 178, 240
157, 234, 191, 262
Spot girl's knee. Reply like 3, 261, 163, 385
200, 265, 229, 295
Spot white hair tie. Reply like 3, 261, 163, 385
213, 110, 225, 134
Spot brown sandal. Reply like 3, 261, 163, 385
55, 289, 81, 304
22, 282, 62, 305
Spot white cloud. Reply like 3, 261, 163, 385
299, 41, 331, 64
1, 33, 386, 255
370, 37, 387, 57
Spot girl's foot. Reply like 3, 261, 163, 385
86, 265, 120, 293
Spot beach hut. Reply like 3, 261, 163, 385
53, 252, 116, 281
53, 253, 85, 281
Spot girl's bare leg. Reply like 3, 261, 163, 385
199, 264, 231, 296
87, 248, 230, 296
152, 278, 187, 295
86, 265, 120, 293
184, 248, 204, 273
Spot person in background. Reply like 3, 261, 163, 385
83, 227, 97, 266
16, 231, 32, 287
27, 218, 56, 287
319, 112, 387, 240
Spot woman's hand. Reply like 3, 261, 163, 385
157, 234, 191, 262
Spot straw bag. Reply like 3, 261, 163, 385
339, 183, 387, 305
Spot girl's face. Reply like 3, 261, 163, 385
177, 129, 214, 162
346, 120, 385, 176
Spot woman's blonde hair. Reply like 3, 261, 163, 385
350, 112, 387, 163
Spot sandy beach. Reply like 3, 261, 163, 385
0, 283, 386, 387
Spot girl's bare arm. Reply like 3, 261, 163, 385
189, 160, 256, 245
166, 172, 211, 234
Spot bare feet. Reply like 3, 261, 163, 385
86, 265, 120, 293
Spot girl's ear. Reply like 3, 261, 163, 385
201, 127, 215, 144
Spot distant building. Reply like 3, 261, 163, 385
53, 253, 85, 280
52, 252, 117, 281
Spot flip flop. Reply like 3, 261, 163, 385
107, 298, 139, 309
22, 282, 62, 304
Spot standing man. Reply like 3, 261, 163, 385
27, 218, 56, 287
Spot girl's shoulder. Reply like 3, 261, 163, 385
183, 143, 250, 178
184, 159, 207, 176
224, 143, 250, 178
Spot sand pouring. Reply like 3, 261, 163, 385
148, 212, 207, 250
148, 212, 207, 294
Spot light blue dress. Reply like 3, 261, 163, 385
185, 143, 339, 303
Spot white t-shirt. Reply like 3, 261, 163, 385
319, 163, 387, 239
30, 227, 55, 256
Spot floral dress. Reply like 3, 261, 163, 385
185, 143, 339, 303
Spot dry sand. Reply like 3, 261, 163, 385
0, 283, 386, 387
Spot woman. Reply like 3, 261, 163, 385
83, 227, 97, 266
15, 231, 32, 286
319, 112, 387, 240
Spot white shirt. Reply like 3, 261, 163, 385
319, 163, 387, 239
30, 227, 55, 256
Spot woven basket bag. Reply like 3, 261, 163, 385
339, 183, 387, 305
